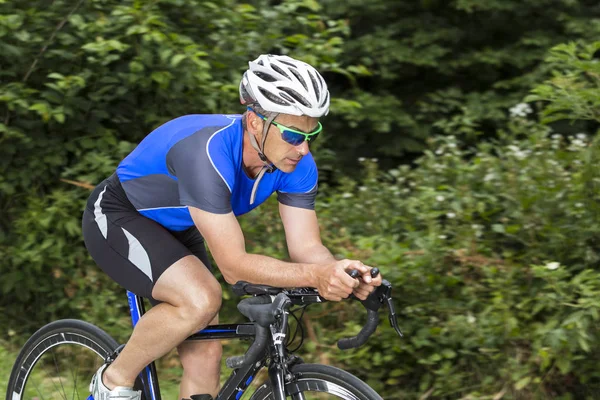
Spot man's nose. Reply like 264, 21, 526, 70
295, 141, 309, 155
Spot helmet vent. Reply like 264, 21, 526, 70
279, 91, 296, 104
254, 71, 278, 82
271, 64, 290, 79
240, 85, 254, 103
289, 67, 308, 91
278, 59, 297, 68
259, 87, 289, 106
278, 87, 311, 107
308, 71, 320, 99
320, 91, 329, 108
317, 72, 325, 88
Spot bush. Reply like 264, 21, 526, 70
308, 124, 600, 398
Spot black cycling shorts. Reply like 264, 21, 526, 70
82, 174, 212, 304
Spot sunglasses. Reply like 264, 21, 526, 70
248, 107, 322, 146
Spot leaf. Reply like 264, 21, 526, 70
171, 54, 186, 67
514, 376, 531, 390
441, 349, 457, 359
53, 113, 65, 124
556, 357, 572, 374
492, 224, 505, 233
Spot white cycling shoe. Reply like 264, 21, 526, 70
90, 364, 141, 400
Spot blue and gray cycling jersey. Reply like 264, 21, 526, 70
116, 114, 318, 231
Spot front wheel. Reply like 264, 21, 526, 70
6, 319, 119, 400
250, 364, 383, 400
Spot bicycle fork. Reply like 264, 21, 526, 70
268, 309, 292, 400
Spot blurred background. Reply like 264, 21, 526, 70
1, 0, 600, 398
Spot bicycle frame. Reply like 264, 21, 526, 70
125, 278, 401, 400
127, 291, 270, 400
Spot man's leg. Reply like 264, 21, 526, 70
102, 255, 222, 391
177, 315, 222, 399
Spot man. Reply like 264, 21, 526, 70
82, 54, 382, 400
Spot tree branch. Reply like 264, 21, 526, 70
22, 0, 86, 83
4, 0, 86, 126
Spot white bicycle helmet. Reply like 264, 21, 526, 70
239, 54, 330, 117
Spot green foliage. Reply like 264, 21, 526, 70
2, 0, 600, 399
320, 0, 600, 166
311, 129, 600, 398
527, 41, 600, 124
0, 0, 356, 335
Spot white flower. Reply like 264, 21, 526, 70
551, 134, 561, 140
509, 103, 533, 118
467, 314, 476, 324
371, 158, 379, 163
438, 235, 447, 240
545, 262, 560, 270
576, 133, 587, 140
435, 148, 444, 155
341, 192, 353, 198
359, 186, 367, 192
484, 173, 495, 182
575, 203, 584, 208
447, 212, 456, 218
448, 143, 457, 148
358, 157, 366, 162
436, 195, 445, 202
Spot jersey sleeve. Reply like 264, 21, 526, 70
276, 152, 318, 210
166, 127, 234, 214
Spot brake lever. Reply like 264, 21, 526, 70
385, 295, 403, 337
373, 280, 403, 337
346, 270, 404, 338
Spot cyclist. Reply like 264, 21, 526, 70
82, 54, 383, 400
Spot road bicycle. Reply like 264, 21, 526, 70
6, 270, 402, 400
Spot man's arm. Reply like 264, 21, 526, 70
189, 206, 366, 301
278, 203, 336, 264
278, 203, 383, 299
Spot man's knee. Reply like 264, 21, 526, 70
153, 255, 223, 331
185, 285, 222, 328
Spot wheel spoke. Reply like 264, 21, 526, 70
30, 372, 47, 400
70, 356, 80, 400
51, 347, 70, 400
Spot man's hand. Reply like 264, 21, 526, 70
352, 266, 382, 300
314, 259, 372, 301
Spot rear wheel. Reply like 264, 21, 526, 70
250, 363, 383, 400
6, 319, 118, 400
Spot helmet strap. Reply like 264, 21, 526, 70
248, 112, 278, 205
248, 112, 277, 173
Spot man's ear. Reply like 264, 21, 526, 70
248, 112, 262, 136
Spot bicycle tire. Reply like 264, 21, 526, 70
249, 363, 383, 400
6, 319, 119, 400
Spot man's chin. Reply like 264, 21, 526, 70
277, 162, 298, 173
